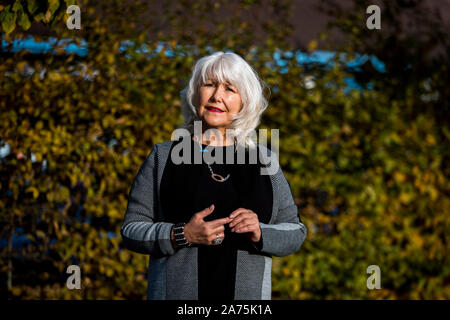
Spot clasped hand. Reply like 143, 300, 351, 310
183, 204, 261, 246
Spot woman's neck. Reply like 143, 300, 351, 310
192, 130, 234, 147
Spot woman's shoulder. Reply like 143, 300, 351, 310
255, 144, 281, 176
150, 140, 177, 158
255, 143, 271, 155
255, 144, 278, 161
140, 140, 177, 171
154, 140, 176, 149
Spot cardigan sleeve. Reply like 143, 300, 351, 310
258, 150, 307, 257
120, 144, 176, 258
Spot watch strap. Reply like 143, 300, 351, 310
173, 223, 191, 248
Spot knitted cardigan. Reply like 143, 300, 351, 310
120, 140, 307, 300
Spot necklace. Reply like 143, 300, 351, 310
201, 147, 230, 183
206, 162, 230, 182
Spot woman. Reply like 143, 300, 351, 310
120, 51, 307, 300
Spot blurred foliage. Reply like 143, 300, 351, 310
0, 0, 77, 34
1, 0, 449, 299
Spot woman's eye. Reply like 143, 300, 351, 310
203, 83, 234, 92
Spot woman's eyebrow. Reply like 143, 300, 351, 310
204, 80, 235, 87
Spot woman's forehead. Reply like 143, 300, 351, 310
203, 76, 236, 87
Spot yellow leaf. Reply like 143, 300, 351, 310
106, 53, 114, 64
34, 152, 43, 162
119, 250, 129, 263
399, 192, 411, 204
425, 134, 436, 145
44, 9, 52, 23
109, 209, 120, 219
26, 186, 39, 199
308, 40, 318, 52
36, 120, 43, 130
393, 171, 406, 183
17, 61, 27, 72
428, 186, 438, 201
106, 268, 114, 277
36, 230, 46, 239
410, 233, 424, 248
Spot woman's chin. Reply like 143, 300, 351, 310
202, 117, 229, 129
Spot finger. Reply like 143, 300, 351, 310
210, 224, 225, 235
207, 216, 232, 228
233, 222, 258, 233
229, 214, 247, 228
229, 213, 255, 228
195, 204, 215, 219
209, 232, 225, 245
229, 208, 255, 220
229, 208, 248, 220
231, 219, 257, 232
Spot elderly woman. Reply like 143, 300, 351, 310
120, 51, 307, 300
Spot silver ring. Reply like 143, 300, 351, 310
213, 234, 223, 245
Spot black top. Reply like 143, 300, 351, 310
160, 136, 273, 300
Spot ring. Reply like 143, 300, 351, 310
213, 234, 223, 245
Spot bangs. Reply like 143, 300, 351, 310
199, 56, 240, 89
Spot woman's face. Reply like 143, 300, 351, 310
195, 79, 242, 131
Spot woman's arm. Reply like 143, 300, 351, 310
258, 151, 308, 257
120, 144, 176, 258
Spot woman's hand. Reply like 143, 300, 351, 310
228, 208, 261, 242
184, 205, 231, 245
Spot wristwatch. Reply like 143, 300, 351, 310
173, 223, 192, 248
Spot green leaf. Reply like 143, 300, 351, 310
12, 2, 22, 12
0, 4, 9, 17
34, 11, 44, 21
27, 0, 39, 14
0, 6, 16, 34
48, 0, 60, 14
18, 10, 31, 30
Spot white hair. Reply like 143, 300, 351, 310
180, 51, 269, 149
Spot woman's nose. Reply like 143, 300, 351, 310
210, 85, 225, 102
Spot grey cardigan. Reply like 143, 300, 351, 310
120, 140, 307, 300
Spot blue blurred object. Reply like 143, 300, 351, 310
2, 35, 386, 74
0, 141, 11, 158
1, 36, 89, 56
0, 228, 30, 250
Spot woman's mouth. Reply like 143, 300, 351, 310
205, 106, 224, 113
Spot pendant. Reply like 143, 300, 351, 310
211, 173, 230, 182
